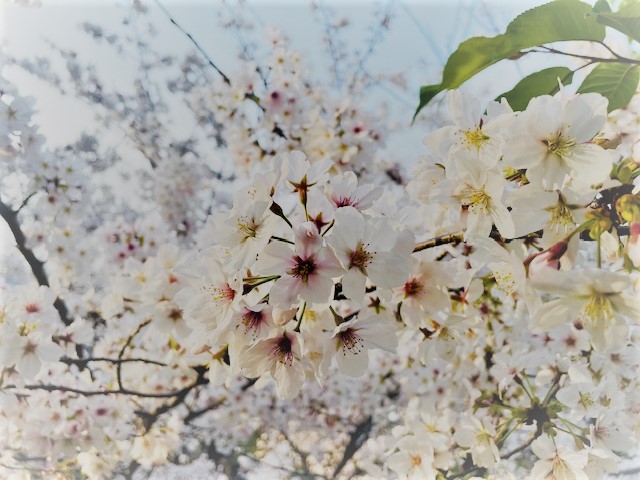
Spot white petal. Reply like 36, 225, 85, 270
336, 347, 369, 377
532, 299, 573, 331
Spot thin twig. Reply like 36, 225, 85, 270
152, 0, 231, 85
61, 356, 166, 368
117, 319, 152, 390
531, 46, 640, 65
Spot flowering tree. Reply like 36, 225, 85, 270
1, 0, 640, 479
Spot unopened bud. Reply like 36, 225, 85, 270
525, 239, 569, 276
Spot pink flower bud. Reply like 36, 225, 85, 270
525, 240, 569, 276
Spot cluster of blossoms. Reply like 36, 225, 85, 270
189, 28, 395, 180
2, 3, 640, 479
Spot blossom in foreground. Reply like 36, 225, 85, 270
454, 414, 500, 469
322, 315, 398, 377
325, 170, 382, 211
241, 329, 306, 399
424, 89, 508, 170
256, 222, 344, 307
503, 93, 612, 190
394, 259, 453, 326
530, 268, 640, 351
450, 166, 515, 239
174, 252, 242, 337
209, 198, 279, 268
328, 206, 412, 302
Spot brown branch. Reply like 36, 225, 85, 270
136, 365, 209, 430
61, 356, 166, 368
116, 319, 152, 390
0, 199, 72, 326
413, 232, 464, 253
184, 396, 227, 423
332, 415, 372, 478
13, 383, 195, 398
502, 431, 538, 460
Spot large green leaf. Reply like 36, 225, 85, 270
577, 62, 640, 111
596, 4, 640, 43
497, 67, 574, 111
414, 0, 606, 120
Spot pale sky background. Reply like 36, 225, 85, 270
0, 0, 549, 146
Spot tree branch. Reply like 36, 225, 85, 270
332, 415, 372, 478
116, 319, 152, 390
413, 232, 464, 253
0, 199, 72, 326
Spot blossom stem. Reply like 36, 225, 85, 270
151, 0, 231, 85
242, 276, 280, 295
497, 419, 523, 448
270, 236, 294, 245
321, 220, 335, 236
532, 45, 640, 65
293, 302, 307, 332
521, 374, 537, 402
541, 371, 562, 406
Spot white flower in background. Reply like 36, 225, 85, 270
255, 222, 344, 307
589, 412, 633, 454
1, 331, 63, 379
387, 436, 438, 480
503, 93, 612, 190
76, 448, 114, 480
7, 285, 59, 331
328, 207, 413, 302
322, 314, 397, 377
241, 329, 306, 399
531, 268, 640, 351
530, 435, 589, 480
131, 414, 181, 468
454, 414, 500, 468
584, 448, 619, 479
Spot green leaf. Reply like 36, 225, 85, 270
596, 4, 640, 42
577, 62, 640, 112
414, 0, 606, 120
497, 67, 574, 111
593, 0, 611, 14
